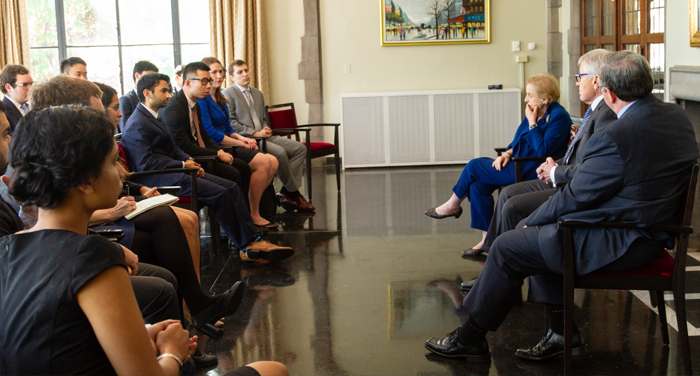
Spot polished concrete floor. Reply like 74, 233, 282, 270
195, 165, 700, 376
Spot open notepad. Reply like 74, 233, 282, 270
125, 194, 179, 220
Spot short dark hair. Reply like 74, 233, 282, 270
174, 65, 184, 76
94, 82, 118, 111
60, 57, 87, 74
31, 76, 103, 109
0, 64, 30, 94
132, 61, 159, 82
9, 106, 116, 209
599, 50, 654, 102
183, 62, 211, 81
227, 59, 247, 75
137, 73, 171, 103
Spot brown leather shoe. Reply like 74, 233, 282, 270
240, 239, 294, 264
276, 192, 299, 212
296, 194, 315, 212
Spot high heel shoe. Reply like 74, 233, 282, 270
425, 207, 463, 219
191, 281, 245, 339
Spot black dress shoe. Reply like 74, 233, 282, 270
425, 328, 491, 362
191, 281, 245, 339
515, 329, 586, 361
192, 349, 218, 368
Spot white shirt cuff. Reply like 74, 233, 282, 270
550, 165, 558, 187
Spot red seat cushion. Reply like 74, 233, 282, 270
588, 249, 675, 278
177, 196, 191, 205
303, 142, 336, 153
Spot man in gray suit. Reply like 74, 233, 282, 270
222, 60, 314, 212
425, 51, 699, 362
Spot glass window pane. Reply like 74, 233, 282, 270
584, 0, 597, 37
624, 43, 641, 54
66, 47, 121, 95
649, 43, 665, 98
649, 0, 665, 34
623, 0, 640, 35
584, 44, 597, 53
179, 0, 210, 44
64, 0, 118, 46
29, 48, 60, 83
603, 0, 614, 36
121, 45, 175, 93
602, 44, 614, 51
27, 0, 58, 47
118, 0, 173, 45
181, 44, 211, 66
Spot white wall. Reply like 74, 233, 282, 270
665, 0, 700, 102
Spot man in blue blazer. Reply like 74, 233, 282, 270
426, 51, 699, 362
119, 60, 159, 132
121, 73, 293, 264
0, 64, 32, 131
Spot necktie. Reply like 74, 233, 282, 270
191, 106, 205, 148
563, 106, 593, 165
20, 103, 29, 116
244, 90, 263, 131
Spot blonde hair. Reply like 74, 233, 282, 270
526, 72, 560, 103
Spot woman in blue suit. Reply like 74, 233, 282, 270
426, 73, 572, 254
199, 57, 279, 228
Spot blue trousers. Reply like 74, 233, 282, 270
177, 172, 258, 249
452, 157, 535, 231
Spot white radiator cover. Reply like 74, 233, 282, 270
340, 88, 522, 169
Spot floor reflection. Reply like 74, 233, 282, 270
196, 165, 700, 375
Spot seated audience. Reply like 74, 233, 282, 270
425, 51, 699, 363
174, 64, 184, 93
60, 56, 88, 79
223, 59, 314, 212
121, 72, 294, 264
425, 72, 572, 254
0, 64, 32, 131
476, 49, 618, 257
199, 57, 279, 228
119, 60, 159, 131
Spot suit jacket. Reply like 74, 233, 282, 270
552, 101, 618, 185
160, 90, 220, 157
221, 85, 267, 137
2, 96, 23, 131
118, 89, 139, 132
121, 103, 192, 188
525, 94, 700, 275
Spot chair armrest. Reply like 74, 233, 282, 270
129, 168, 200, 178
156, 186, 182, 196
557, 219, 693, 234
192, 155, 217, 162
270, 129, 296, 135
297, 123, 341, 128
494, 147, 507, 156
511, 157, 548, 162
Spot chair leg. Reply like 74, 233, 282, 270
335, 151, 341, 191
673, 287, 693, 375
564, 285, 575, 375
306, 155, 313, 201
210, 216, 220, 255
649, 290, 658, 307
655, 290, 669, 345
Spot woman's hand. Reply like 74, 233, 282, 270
154, 321, 195, 362
240, 137, 258, 150
108, 196, 137, 220
140, 187, 161, 198
525, 103, 539, 126
491, 153, 511, 171
120, 245, 139, 276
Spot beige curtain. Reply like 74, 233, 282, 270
210, 0, 269, 104
0, 0, 30, 68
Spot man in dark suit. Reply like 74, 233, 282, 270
119, 60, 159, 131
121, 73, 293, 264
0, 64, 32, 131
472, 49, 618, 257
160, 62, 252, 201
426, 51, 699, 362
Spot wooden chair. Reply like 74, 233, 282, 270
263, 102, 341, 201
559, 164, 698, 375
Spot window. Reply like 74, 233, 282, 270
27, 0, 210, 95
580, 0, 665, 100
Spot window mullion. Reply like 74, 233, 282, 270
172, 0, 181, 66
55, 0, 67, 61
115, 0, 125, 95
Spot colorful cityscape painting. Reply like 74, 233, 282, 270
381, 0, 490, 46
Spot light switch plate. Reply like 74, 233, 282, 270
512, 41, 521, 52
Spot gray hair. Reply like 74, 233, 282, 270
599, 50, 653, 102
577, 49, 609, 77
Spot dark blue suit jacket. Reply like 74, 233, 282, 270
120, 103, 192, 188
2, 96, 23, 131
119, 89, 139, 132
526, 94, 700, 275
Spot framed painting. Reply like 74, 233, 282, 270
381, 0, 491, 46
692, 0, 700, 47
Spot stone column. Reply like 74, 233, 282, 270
547, 0, 563, 80
567, 0, 582, 117
298, 0, 324, 142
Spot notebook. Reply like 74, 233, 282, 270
125, 194, 179, 220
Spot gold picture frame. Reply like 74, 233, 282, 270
381, 0, 491, 46
691, 0, 700, 47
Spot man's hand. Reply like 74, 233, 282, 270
184, 159, 200, 169
120, 245, 139, 275
217, 150, 234, 164
140, 187, 161, 198
108, 197, 137, 220
536, 157, 557, 184
491, 154, 511, 171
197, 167, 205, 178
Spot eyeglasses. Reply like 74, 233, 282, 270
575, 73, 589, 82
188, 78, 213, 86
13, 82, 34, 87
